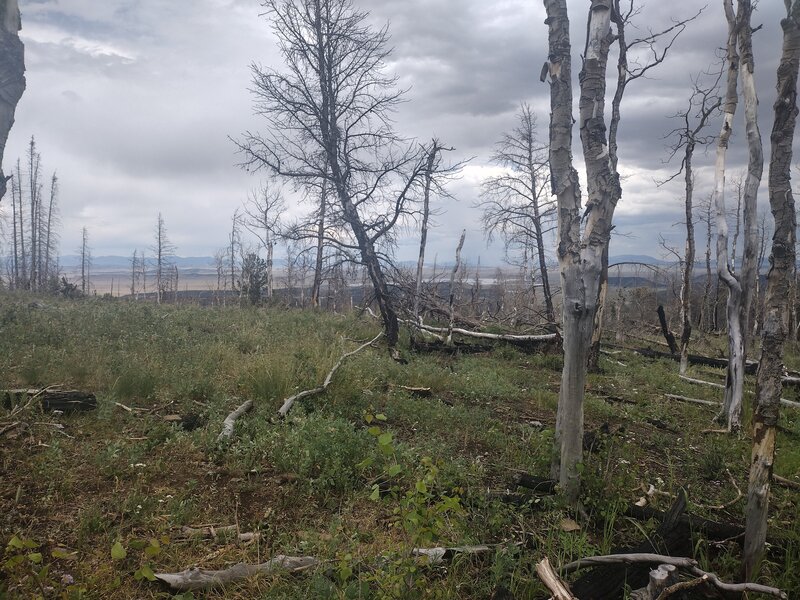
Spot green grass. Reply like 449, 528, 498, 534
0, 292, 798, 598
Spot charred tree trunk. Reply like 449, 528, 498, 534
743, 0, 800, 580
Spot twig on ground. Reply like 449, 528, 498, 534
694, 469, 742, 510
277, 332, 383, 418
665, 394, 718, 407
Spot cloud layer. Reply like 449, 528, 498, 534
2, 0, 791, 265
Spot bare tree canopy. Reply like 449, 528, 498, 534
479, 103, 556, 324
236, 0, 431, 351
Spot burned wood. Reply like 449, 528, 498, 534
2, 388, 97, 413
514, 473, 558, 494
631, 347, 758, 373
562, 553, 787, 599
656, 305, 678, 354
623, 504, 744, 541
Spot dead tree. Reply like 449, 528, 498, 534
79, 226, 91, 295
543, 0, 697, 501
586, 1, 701, 372
152, 212, 176, 304
660, 72, 721, 374
0, 0, 25, 204
714, 1, 762, 432
743, 0, 800, 580
237, 0, 429, 353
242, 181, 285, 300
479, 103, 556, 324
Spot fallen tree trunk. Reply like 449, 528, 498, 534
409, 321, 560, 344
623, 504, 745, 541
2, 389, 97, 413
154, 555, 319, 591
562, 553, 787, 599
631, 347, 758, 373
277, 332, 383, 417
156, 544, 491, 592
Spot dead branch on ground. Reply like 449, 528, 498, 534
277, 332, 383, 417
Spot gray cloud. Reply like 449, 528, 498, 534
0, 0, 791, 266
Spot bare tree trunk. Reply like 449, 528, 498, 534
311, 179, 326, 308
414, 140, 440, 328
587, 248, 608, 372
738, 0, 763, 361
680, 148, 696, 375
743, 0, 800, 579
446, 230, 466, 346
10, 173, 18, 287
714, 1, 745, 431
543, 0, 620, 503
0, 1, 25, 203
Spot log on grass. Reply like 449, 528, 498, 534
154, 555, 319, 591
515, 473, 558, 494
216, 399, 253, 442
2, 389, 97, 413
623, 504, 744, 541
570, 492, 692, 600
632, 347, 758, 373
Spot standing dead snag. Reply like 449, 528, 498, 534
714, 0, 761, 432
660, 70, 722, 375
0, 0, 25, 203
743, 0, 800, 581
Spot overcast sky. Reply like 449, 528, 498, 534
1, 0, 792, 266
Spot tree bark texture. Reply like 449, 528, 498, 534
714, 1, 746, 431
543, 0, 619, 504
0, 0, 25, 203
743, 0, 800, 580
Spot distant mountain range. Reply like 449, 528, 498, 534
57, 254, 675, 271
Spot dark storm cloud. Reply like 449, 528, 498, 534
0, 0, 792, 263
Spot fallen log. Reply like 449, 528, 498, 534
623, 504, 744, 541
154, 555, 319, 591
156, 544, 492, 592
562, 553, 787, 599
631, 347, 758, 374
665, 394, 719, 408
515, 473, 558, 494
216, 399, 253, 442
412, 545, 491, 565
413, 322, 559, 344
277, 332, 383, 417
2, 388, 97, 413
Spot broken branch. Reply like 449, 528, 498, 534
277, 332, 383, 417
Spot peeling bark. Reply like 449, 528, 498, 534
743, 0, 800, 580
